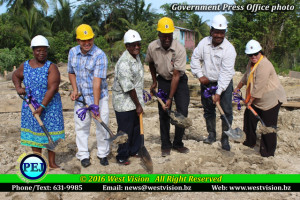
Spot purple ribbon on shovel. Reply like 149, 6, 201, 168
203, 86, 218, 98
76, 104, 100, 121
143, 90, 152, 103
157, 89, 168, 103
233, 90, 244, 110
24, 87, 40, 110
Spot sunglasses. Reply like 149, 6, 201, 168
127, 42, 141, 48
248, 52, 259, 57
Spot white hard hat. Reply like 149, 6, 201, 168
245, 40, 262, 54
30, 35, 50, 49
211, 14, 227, 30
124, 29, 141, 44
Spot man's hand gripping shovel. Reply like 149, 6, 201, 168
19, 94, 62, 151
75, 95, 128, 144
151, 89, 192, 128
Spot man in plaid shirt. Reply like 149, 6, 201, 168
68, 24, 110, 167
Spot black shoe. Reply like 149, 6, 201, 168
222, 142, 231, 151
203, 137, 216, 144
81, 158, 91, 168
172, 146, 190, 154
117, 159, 130, 165
99, 157, 109, 166
221, 135, 231, 151
161, 148, 171, 157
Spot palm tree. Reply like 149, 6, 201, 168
0, 0, 49, 14
51, 0, 75, 33
187, 14, 209, 44
17, 7, 50, 43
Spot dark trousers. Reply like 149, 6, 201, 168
157, 74, 190, 149
201, 80, 233, 132
115, 110, 141, 160
243, 102, 281, 157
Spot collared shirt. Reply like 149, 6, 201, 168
190, 36, 236, 95
68, 44, 108, 105
241, 56, 287, 110
145, 39, 186, 80
112, 50, 144, 112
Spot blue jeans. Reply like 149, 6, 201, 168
201, 80, 233, 130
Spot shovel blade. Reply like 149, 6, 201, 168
139, 146, 153, 173
44, 138, 62, 151
224, 128, 244, 140
105, 131, 128, 144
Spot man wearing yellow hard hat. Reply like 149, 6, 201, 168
145, 17, 190, 157
68, 24, 110, 167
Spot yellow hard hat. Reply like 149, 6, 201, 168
157, 17, 175, 33
76, 24, 95, 40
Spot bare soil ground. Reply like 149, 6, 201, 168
0, 64, 300, 199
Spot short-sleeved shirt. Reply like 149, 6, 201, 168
112, 50, 144, 112
145, 39, 186, 80
68, 44, 108, 105
190, 36, 236, 95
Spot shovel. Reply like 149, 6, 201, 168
214, 96, 243, 140
233, 92, 276, 134
151, 89, 192, 128
138, 113, 153, 173
247, 105, 277, 134
75, 96, 128, 145
19, 94, 61, 151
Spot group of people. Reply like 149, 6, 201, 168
12, 15, 287, 170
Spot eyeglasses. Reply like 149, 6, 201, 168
248, 52, 259, 57
127, 42, 141, 48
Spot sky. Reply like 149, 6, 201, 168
0, 0, 235, 24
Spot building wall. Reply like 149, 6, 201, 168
184, 31, 195, 50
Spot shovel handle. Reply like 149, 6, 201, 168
28, 104, 44, 126
83, 104, 115, 138
215, 100, 231, 128
151, 89, 165, 106
247, 105, 266, 127
139, 113, 144, 135
27, 103, 55, 146
215, 101, 225, 115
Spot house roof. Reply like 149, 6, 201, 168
174, 26, 194, 32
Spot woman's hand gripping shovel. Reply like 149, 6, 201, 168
138, 113, 153, 173
75, 95, 128, 145
19, 94, 62, 151
151, 89, 192, 128
233, 92, 277, 134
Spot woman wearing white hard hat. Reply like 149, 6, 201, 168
234, 39, 287, 157
112, 29, 143, 165
12, 35, 65, 169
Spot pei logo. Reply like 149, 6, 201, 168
16, 153, 48, 183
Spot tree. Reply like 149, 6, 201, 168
0, 0, 49, 14
186, 14, 209, 44
51, 0, 76, 33
228, 0, 300, 71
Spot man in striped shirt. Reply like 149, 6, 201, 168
68, 24, 110, 167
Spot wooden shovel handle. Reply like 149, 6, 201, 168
151, 89, 166, 107
215, 101, 225, 115
139, 113, 144, 135
28, 103, 44, 126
